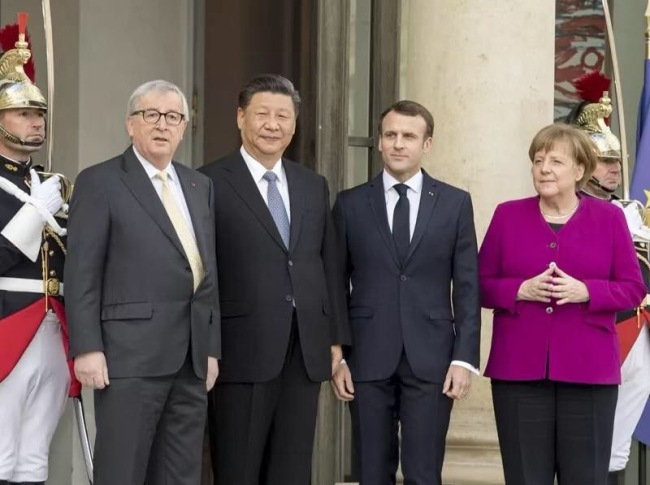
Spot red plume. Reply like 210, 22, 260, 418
0, 22, 36, 83
574, 71, 611, 103
17, 12, 28, 36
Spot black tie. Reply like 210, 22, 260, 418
393, 183, 410, 264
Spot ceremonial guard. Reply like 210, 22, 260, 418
567, 71, 650, 485
0, 15, 77, 485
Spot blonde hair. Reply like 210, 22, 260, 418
528, 123, 598, 188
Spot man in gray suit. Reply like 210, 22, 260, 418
65, 80, 220, 485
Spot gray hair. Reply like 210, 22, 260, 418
126, 80, 189, 120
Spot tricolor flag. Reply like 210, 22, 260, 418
631, 56, 650, 446
630, 58, 650, 203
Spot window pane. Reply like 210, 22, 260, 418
346, 146, 370, 188
348, 0, 372, 138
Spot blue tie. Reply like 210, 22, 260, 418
263, 171, 290, 248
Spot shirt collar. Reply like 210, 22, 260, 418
240, 146, 286, 185
382, 169, 423, 195
0, 154, 31, 178
133, 145, 176, 181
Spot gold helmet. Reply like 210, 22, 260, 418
0, 13, 47, 112
566, 71, 621, 160
0, 13, 47, 149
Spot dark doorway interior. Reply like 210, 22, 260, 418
199, 1, 316, 482
202, 0, 316, 168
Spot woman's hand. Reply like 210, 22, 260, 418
517, 266, 555, 302
550, 266, 590, 305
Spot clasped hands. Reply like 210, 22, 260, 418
517, 263, 589, 305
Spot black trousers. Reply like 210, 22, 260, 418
93, 356, 207, 485
211, 315, 321, 485
492, 379, 618, 485
350, 353, 453, 485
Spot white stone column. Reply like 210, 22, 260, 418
400, 1, 556, 483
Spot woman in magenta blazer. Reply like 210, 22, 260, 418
479, 124, 646, 485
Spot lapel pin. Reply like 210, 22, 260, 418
191, 182, 196, 187
428, 191, 434, 196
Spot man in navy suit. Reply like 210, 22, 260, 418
331, 100, 481, 485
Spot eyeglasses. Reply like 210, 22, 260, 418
131, 109, 185, 126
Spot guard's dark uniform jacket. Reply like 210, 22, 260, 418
0, 155, 78, 396
599, 194, 650, 357
617, 240, 650, 361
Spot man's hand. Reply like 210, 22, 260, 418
331, 345, 343, 376
442, 364, 471, 400
30, 169, 63, 215
74, 351, 109, 389
206, 357, 219, 391
331, 361, 355, 401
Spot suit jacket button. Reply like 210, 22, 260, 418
285, 295, 293, 302
400, 275, 407, 282
288, 260, 294, 266
549, 242, 557, 248
546, 306, 553, 314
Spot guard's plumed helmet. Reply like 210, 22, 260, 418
565, 71, 621, 161
0, 13, 47, 114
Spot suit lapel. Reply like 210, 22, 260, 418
284, 160, 304, 254
220, 153, 288, 252
405, 171, 439, 263
175, 163, 209, 265
119, 147, 187, 260
367, 174, 401, 268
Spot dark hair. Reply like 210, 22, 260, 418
378, 100, 434, 138
238, 74, 301, 115
528, 123, 598, 189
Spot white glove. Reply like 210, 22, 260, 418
612, 200, 650, 242
30, 168, 63, 215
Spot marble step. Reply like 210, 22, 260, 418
441, 441, 505, 484
335, 442, 505, 485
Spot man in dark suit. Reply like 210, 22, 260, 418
331, 100, 481, 485
65, 80, 220, 485
199, 74, 349, 485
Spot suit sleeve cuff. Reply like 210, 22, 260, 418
1, 203, 45, 262
450, 360, 480, 375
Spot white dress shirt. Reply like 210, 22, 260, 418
133, 146, 197, 240
382, 169, 479, 376
240, 146, 291, 221
383, 170, 422, 239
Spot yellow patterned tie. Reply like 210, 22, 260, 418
156, 171, 204, 291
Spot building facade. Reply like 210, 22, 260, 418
0, 0, 645, 483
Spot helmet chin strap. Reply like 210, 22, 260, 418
584, 176, 617, 199
0, 124, 44, 150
